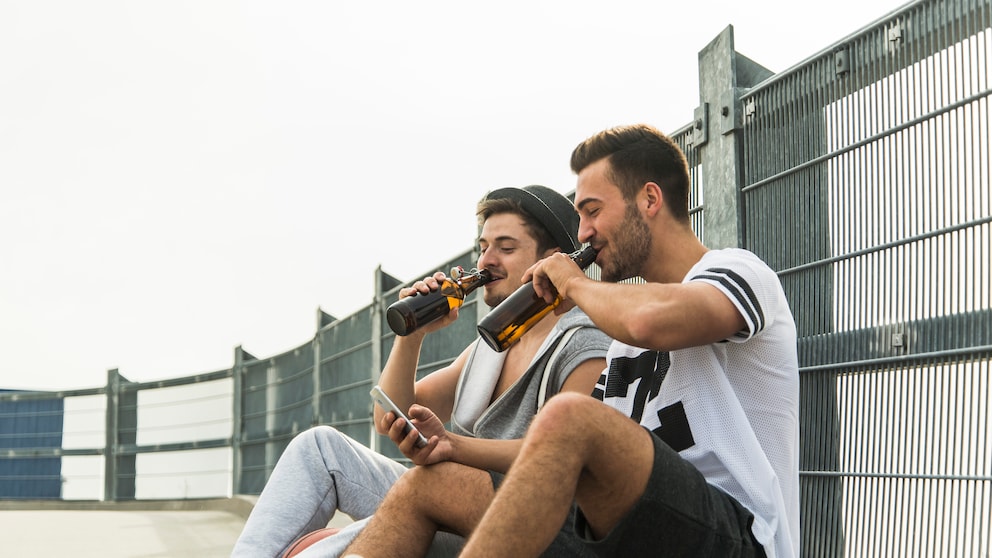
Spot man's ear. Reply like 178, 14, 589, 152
643, 182, 664, 217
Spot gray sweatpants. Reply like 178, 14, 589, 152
230, 425, 463, 558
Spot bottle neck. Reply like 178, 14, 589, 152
455, 268, 494, 293
569, 245, 599, 270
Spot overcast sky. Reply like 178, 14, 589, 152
0, 0, 910, 390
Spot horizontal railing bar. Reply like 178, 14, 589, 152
800, 345, 992, 373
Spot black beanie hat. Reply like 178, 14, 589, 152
483, 185, 580, 253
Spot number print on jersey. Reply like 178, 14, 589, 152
602, 350, 669, 423
597, 350, 696, 452
654, 401, 695, 452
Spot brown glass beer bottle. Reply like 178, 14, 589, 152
477, 245, 598, 352
386, 267, 494, 336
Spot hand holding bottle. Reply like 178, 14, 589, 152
525, 247, 597, 305
400, 271, 449, 300
386, 266, 493, 336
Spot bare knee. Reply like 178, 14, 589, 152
538, 391, 599, 421
529, 392, 605, 447
392, 462, 491, 509
386, 463, 495, 529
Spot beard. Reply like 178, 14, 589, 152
600, 202, 651, 283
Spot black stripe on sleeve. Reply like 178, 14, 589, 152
691, 268, 765, 333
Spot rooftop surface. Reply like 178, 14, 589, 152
0, 497, 339, 557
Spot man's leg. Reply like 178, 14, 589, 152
231, 426, 408, 558
342, 461, 496, 558
460, 392, 655, 557
574, 432, 767, 558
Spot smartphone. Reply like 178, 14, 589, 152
370, 385, 428, 448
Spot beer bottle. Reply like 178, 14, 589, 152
477, 245, 598, 352
386, 267, 494, 336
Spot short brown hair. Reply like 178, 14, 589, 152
570, 124, 691, 222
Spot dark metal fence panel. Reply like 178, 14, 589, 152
318, 306, 375, 447
740, 0, 991, 555
0, 392, 63, 498
239, 354, 271, 494
238, 342, 315, 494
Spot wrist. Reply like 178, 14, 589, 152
446, 432, 465, 462
560, 273, 586, 302
392, 332, 427, 353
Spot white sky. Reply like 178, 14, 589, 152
0, 0, 910, 390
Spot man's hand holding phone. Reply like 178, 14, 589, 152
370, 385, 428, 448
370, 385, 451, 465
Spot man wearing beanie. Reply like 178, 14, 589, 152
231, 185, 610, 558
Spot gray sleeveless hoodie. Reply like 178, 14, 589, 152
450, 306, 610, 441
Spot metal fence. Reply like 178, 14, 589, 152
2, 1, 989, 556
736, 1, 991, 556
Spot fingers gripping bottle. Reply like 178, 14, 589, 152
477, 245, 598, 352
386, 267, 494, 336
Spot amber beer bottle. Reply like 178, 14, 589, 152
386, 267, 494, 336
477, 245, 598, 352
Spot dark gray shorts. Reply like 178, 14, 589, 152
573, 430, 767, 558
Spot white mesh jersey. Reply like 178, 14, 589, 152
593, 248, 800, 558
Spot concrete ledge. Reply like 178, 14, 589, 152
0, 495, 258, 520
0, 499, 251, 557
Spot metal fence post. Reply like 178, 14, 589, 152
696, 26, 740, 249
370, 266, 387, 453
696, 25, 773, 249
313, 313, 323, 427
103, 368, 135, 501
231, 347, 245, 496
103, 369, 118, 502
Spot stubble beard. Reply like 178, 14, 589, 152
600, 203, 652, 283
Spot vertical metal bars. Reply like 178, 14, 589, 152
740, 0, 992, 555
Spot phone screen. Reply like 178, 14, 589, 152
370, 385, 428, 448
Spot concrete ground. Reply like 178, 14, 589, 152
0, 497, 353, 557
